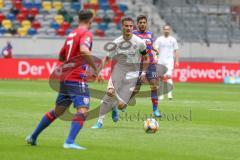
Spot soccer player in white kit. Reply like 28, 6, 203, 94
91, 17, 148, 128
154, 25, 179, 100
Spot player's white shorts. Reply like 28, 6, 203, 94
158, 60, 174, 76
107, 67, 139, 105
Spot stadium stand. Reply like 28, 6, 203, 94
154, 0, 240, 45
0, 0, 139, 38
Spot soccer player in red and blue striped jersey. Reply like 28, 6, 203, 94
133, 15, 161, 117
26, 10, 98, 149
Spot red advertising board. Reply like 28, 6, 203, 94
0, 59, 239, 83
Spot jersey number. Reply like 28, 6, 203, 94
66, 39, 73, 61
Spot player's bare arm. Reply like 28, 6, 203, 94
80, 45, 99, 75
174, 49, 179, 67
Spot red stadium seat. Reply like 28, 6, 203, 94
61, 22, 70, 30
108, 0, 116, 5
112, 16, 121, 24
31, 21, 41, 30
110, 4, 118, 12
115, 10, 124, 17
56, 28, 66, 36
95, 29, 105, 37
0, 13, 5, 23
13, 0, 22, 10
20, 7, 29, 17
90, 3, 99, 11
93, 16, 102, 24
16, 13, 26, 22
29, 8, 38, 17
83, 3, 91, 9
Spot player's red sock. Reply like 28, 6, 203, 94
151, 89, 158, 111
31, 110, 56, 140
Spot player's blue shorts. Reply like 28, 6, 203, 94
146, 64, 157, 81
55, 81, 90, 108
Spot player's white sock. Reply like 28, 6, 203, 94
167, 79, 173, 98
158, 80, 164, 99
97, 94, 117, 124
97, 115, 105, 124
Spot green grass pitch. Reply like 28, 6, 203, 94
0, 80, 239, 160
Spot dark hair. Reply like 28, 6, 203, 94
163, 24, 171, 29
137, 15, 147, 22
78, 10, 94, 22
121, 17, 134, 25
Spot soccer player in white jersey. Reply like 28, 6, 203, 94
154, 25, 179, 100
91, 17, 148, 128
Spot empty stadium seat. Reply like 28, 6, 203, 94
28, 28, 37, 35
53, 1, 62, 11
13, 0, 22, 10
94, 16, 103, 24
99, 3, 109, 11
31, 21, 41, 30
17, 27, 28, 36
50, 22, 60, 30
0, 0, 4, 8
23, 1, 33, 9
29, 8, 38, 17
56, 28, 65, 36
42, 1, 52, 11
61, 22, 70, 30
34, 1, 41, 9
0, 27, 7, 34
118, 4, 128, 12
66, 28, 73, 35
95, 29, 105, 37
0, 13, 5, 23
20, 7, 29, 17
21, 20, 31, 30
71, 2, 81, 12
16, 13, 26, 22
6, 13, 15, 21
2, 19, 12, 29
54, 15, 64, 24
46, 28, 56, 36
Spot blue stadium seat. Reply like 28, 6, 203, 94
0, 27, 7, 34
118, 4, 128, 12
99, 3, 109, 11
71, 2, 81, 12
98, 23, 108, 31
28, 28, 37, 35
50, 22, 60, 30
24, 1, 33, 9
34, 1, 41, 10
6, 13, 15, 21
98, 0, 108, 3
66, 28, 73, 35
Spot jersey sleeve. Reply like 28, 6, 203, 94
173, 38, 179, 50
80, 31, 93, 50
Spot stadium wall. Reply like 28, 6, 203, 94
0, 37, 240, 62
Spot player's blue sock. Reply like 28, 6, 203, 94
151, 89, 158, 111
66, 112, 85, 144
31, 110, 56, 140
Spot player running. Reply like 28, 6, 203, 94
154, 25, 179, 100
26, 10, 97, 150
133, 15, 161, 117
91, 17, 148, 129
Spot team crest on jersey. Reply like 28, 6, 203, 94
83, 97, 89, 105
